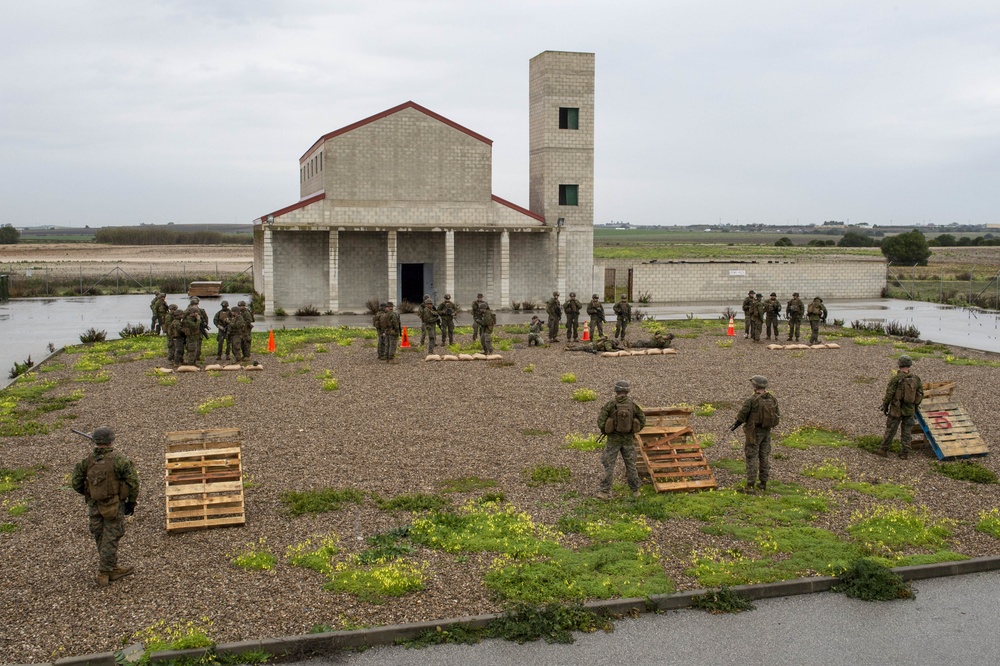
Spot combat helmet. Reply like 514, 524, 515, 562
751, 375, 769, 389
614, 380, 630, 393
898, 355, 913, 367
221, 300, 229, 308
92, 427, 116, 445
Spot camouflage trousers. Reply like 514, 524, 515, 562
765, 317, 780, 339
227, 332, 244, 361
881, 413, 915, 454
439, 318, 455, 345
599, 437, 639, 493
589, 318, 604, 338
88, 504, 125, 572
423, 324, 437, 353
744, 316, 753, 336
787, 318, 801, 341
614, 318, 629, 340
547, 316, 560, 341
744, 426, 772, 486
377, 332, 386, 359
809, 319, 821, 344
481, 331, 494, 354
384, 334, 398, 359
565, 315, 579, 341
750, 319, 762, 341
183, 334, 201, 365
527, 332, 541, 346
241, 335, 252, 360
166, 336, 181, 363
216, 330, 230, 359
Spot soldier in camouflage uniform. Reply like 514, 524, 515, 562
750, 293, 765, 342
563, 292, 582, 341
613, 295, 632, 340
71, 427, 140, 587
213, 301, 232, 361
419, 297, 440, 354
807, 297, 828, 344
476, 301, 496, 354
587, 294, 606, 338
785, 292, 804, 342
741, 290, 756, 339
237, 301, 254, 360
632, 331, 675, 349
596, 380, 646, 499
163, 304, 182, 364
878, 355, 923, 460
731, 376, 780, 492
149, 293, 167, 335
471, 294, 485, 343
373, 302, 387, 360
226, 305, 247, 362
383, 302, 401, 361
181, 300, 203, 365
438, 294, 457, 345
545, 291, 562, 342
417, 294, 432, 346
764, 293, 782, 340
527, 315, 543, 346
566, 335, 624, 353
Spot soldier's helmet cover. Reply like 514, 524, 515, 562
569, 292, 576, 298
592, 294, 599, 299
190, 296, 200, 304
614, 380, 630, 393
751, 375, 769, 389
238, 301, 247, 307
221, 301, 229, 308
898, 355, 913, 367
444, 294, 451, 300
92, 427, 116, 445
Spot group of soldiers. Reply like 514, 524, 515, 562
149, 293, 254, 366
740, 290, 829, 345
544, 292, 635, 343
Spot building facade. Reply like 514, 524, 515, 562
253, 51, 596, 314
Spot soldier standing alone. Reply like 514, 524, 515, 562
878, 355, 923, 460
764, 293, 782, 340
420, 296, 440, 354
373, 302, 387, 360
785, 292, 804, 342
587, 294, 606, 338
545, 291, 562, 342
71, 427, 140, 587
613, 295, 632, 340
471, 294, 485, 343
807, 297, 828, 344
596, 380, 646, 500
563, 292, 582, 342
476, 302, 496, 354
731, 376, 780, 492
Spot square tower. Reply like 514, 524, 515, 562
529, 51, 595, 298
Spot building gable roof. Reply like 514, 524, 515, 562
300, 101, 493, 162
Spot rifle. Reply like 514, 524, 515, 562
72, 429, 94, 441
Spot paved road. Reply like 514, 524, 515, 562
286, 571, 1000, 666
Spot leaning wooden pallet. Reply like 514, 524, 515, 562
164, 428, 246, 532
635, 407, 717, 493
916, 381, 989, 460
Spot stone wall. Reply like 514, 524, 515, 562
271, 230, 329, 311
338, 231, 388, 311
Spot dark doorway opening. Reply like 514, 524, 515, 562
400, 263, 424, 305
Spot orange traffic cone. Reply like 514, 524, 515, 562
400, 326, 410, 348
267, 329, 276, 352
582, 326, 590, 341
726, 316, 736, 337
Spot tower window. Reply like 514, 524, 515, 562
558, 107, 579, 130
559, 184, 579, 206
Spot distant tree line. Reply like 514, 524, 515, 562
927, 233, 999, 247
0, 223, 20, 244
94, 227, 252, 245
775, 228, 935, 265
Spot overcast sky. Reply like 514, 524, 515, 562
2, 1, 998, 228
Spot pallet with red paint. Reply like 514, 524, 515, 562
635, 407, 717, 493
915, 382, 988, 460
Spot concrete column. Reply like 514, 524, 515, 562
485, 232, 494, 303
500, 230, 510, 310
328, 229, 339, 313
262, 227, 275, 316
556, 230, 567, 296
387, 230, 397, 303
445, 230, 455, 298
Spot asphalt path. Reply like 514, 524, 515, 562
285, 571, 1000, 666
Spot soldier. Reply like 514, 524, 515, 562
613, 295, 632, 340
181, 299, 203, 365
632, 331, 675, 349
764, 292, 782, 340
741, 290, 756, 339
213, 301, 232, 361
226, 304, 247, 362
527, 315, 543, 346
750, 293, 765, 342
471, 294, 485, 342
373, 301, 387, 360
878, 355, 923, 460
237, 300, 254, 360
191, 296, 210, 345
807, 297, 828, 344
587, 294, 606, 338
563, 292, 582, 342
545, 291, 562, 342
149, 292, 167, 335
163, 304, 182, 365
417, 294, 432, 346
419, 296, 440, 354
383, 302, 401, 361
730, 375, 780, 493
71, 427, 140, 587
476, 301, 496, 354
438, 294, 457, 345
596, 380, 646, 500
566, 335, 624, 353
785, 292, 804, 342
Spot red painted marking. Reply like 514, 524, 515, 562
926, 410, 952, 429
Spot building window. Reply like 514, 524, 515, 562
559, 107, 579, 130
319, 153, 323, 171
559, 184, 579, 206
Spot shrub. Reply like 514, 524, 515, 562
931, 461, 997, 484
280, 487, 365, 516
398, 300, 417, 314
560, 373, 577, 383
365, 297, 381, 315
250, 290, 265, 315
833, 558, 914, 601
511, 301, 522, 311
690, 587, 756, 613
79, 328, 107, 343
571, 388, 597, 402
521, 300, 538, 311
295, 304, 321, 316
274, 307, 287, 316
637, 291, 652, 304
8, 356, 33, 380
118, 322, 149, 338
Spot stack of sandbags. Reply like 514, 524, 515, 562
425, 354, 504, 362
766, 343, 841, 350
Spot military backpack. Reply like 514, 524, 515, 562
604, 399, 637, 435
755, 393, 780, 429
898, 375, 923, 405
86, 454, 124, 519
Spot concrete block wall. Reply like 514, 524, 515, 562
563, 227, 594, 297
271, 231, 329, 311
509, 232, 554, 305
338, 231, 388, 311
454, 231, 498, 307
628, 260, 886, 303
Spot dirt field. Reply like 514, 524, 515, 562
1, 322, 999, 662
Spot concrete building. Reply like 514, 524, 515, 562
253, 51, 595, 315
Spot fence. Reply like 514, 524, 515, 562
1, 264, 254, 298
0, 274, 8, 302
886, 264, 1000, 310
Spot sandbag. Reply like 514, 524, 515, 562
244, 364, 264, 371
156, 367, 174, 374
486, 354, 503, 360
600, 351, 618, 357
441, 355, 459, 361
767, 344, 783, 350
810, 344, 828, 350
204, 364, 224, 371
458, 354, 475, 361
223, 364, 243, 371
826, 343, 841, 349
472, 353, 488, 360
424, 354, 442, 362
176, 365, 200, 372
662, 348, 678, 355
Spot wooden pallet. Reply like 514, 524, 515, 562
915, 381, 989, 460
635, 408, 717, 492
165, 428, 246, 532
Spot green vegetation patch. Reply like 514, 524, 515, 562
286, 534, 340, 574
931, 461, 997, 484
564, 432, 604, 451
374, 492, 449, 512
690, 587, 756, 614
525, 465, 572, 486
847, 505, 955, 556
832, 558, 914, 601
409, 501, 559, 559
943, 355, 1000, 368
522, 429, 553, 437
975, 509, 1000, 540
281, 487, 365, 516
712, 458, 746, 475
0, 466, 42, 494
404, 603, 612, 647
558, 514, 651, 542
229, 538, 277, 571
324, 558, 427, 600
571, 388, 597, 402
801, 460, 848, 481
560, 373, 577, 384
779, 426, 853, 450
194, 395, 235, 414
836, 480, 914, 502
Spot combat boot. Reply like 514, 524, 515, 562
899, 450, 910, 460
875, 449, 888, 458
757, 481, 767, 492
109, 566, 134, 582
596, 491, 610, 501
97, 571, 110, 587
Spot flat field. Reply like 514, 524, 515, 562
1, 321, 999, 661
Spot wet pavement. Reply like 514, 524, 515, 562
1, 296, 996, 388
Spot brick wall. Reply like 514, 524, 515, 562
338, 231, 388, 311
271, 230, 329, 311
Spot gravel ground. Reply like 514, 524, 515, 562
1, 325, 999, 663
